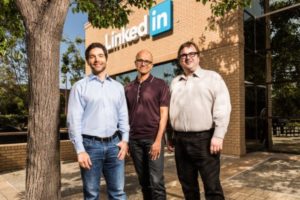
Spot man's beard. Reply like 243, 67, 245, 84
91, 64, 106, 75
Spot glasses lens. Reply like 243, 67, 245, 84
179, 54, 185, 59
179, 52, 198, 59
190, 52, 198, 57
136, 59, 152, 65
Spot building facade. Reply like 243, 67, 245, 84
85, 0, 246, 156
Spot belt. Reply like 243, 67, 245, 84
174, 129, 214, 137
82, 131, 119, 142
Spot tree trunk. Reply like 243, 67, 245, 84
15, 1, 69, 199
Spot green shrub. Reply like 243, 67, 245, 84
59, 114, 67, 128
0, 114, 28, 129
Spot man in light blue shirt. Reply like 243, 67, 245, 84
67, 42, 129, 200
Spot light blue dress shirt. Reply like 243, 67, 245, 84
67, 74, 129, 154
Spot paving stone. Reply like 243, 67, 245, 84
0, 152, 300, 200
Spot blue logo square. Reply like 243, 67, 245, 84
149, 0, 173, 37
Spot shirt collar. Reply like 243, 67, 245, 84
134, 74, 154, 84
179, 67, 203, 81
88, 73, 112, 82
193, 67, 204, 78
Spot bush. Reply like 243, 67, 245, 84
59, 114, 67, 128
0, 114, 28, 130
0, 114, 68, 129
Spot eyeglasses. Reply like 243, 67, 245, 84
135, 59, 152, 65
179, 52, 199, 60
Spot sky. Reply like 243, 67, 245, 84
60, 7, 88, 89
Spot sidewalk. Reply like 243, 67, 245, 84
0, 151, 299, 200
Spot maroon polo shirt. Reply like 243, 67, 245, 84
125, 75, 170, 140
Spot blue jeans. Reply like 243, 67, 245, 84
129, 139, 166, 200
81, 136, 126, 200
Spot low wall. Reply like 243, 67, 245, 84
0, 140, 77, 172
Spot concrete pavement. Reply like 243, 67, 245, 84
0, 151, 300, 200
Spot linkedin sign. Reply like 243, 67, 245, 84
105, 0, 173, 50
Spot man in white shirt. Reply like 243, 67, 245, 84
168, 41, 231, 200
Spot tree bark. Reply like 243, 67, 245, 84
15, 1, 69, 199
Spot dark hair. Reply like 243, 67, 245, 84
177, 41, 200, 60
85, 42, 108, 60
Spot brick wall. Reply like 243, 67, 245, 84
201, 43, 246, 156
60, 140, 77, 161
0, 141, 77, 172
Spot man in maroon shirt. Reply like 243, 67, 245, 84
125, 50, 170, 200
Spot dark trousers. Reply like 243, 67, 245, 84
174, 131, 224, 200
129, 139, 166, 200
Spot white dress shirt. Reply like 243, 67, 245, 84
169, 67, 231, 139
